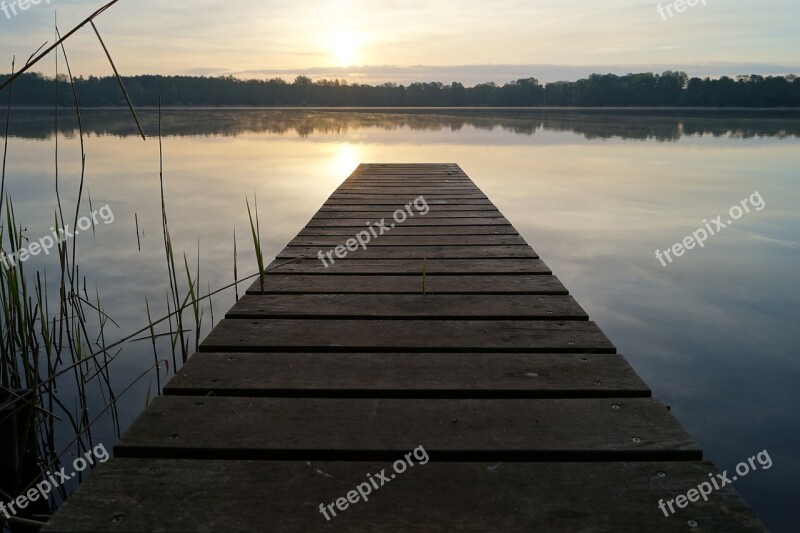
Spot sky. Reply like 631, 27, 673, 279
1, 0, 799, 85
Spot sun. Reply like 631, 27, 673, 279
331, 32, 360, 66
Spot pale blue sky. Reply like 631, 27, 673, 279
1, 0, 798, 84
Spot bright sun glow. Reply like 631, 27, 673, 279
332, 144, 360, 179
331, 32, 360, 66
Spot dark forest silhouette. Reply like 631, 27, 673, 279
3, 71, 799, 107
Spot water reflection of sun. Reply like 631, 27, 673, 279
332, 144, 360, 181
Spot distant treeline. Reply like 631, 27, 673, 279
3, 71, 799, 107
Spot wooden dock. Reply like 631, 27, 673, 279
44, 164, 764, 531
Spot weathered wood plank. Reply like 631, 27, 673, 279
349, 171, 467, 176
323, 198, 493, 205
298, 226, 519, 236
342, 181, 475, 187
226, 294, 588, 320
355, 167, 463, 173
333, 192, 483, 198
287, 235, 527, 247
199, 319, 615, 353
113, 396, 693, 460
352, 173, 466, 178
276, 245, 537, 260
351, 169, 464, 175
340, 177, 468, 182
305, 217, 512, 226
325, 190, 490, 198
352, 175, 468, 179
245, 274, 567, 294
318, 204, 499, 212
311, 210, 505, 218
337, 184, 480, 189
343, 175, 466, 180
347, 173, 470, 178
359, 164, 461, 169
334, 188, 483, 194
262, 258, 552, 275
348, 177, 470, 182
356, 169, 463, 173
360, 163, 459, 167
164, 352, 649, 398
41, 459, 767, 533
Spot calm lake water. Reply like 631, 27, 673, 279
2, 108, 799, 530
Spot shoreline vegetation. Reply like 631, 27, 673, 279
1, 3, 266, 527
2, 71, 799, 108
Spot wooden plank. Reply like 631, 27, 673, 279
347, 173, 470, 177
337, 183, 480, 189
357, 165, 463, 170
352, 174, 468, 178
276, 245, 537, 259
334, 187, 483, 194
323, 198, 493, 205
340, 188, 476, 193
164, 352, 650, 398
351, 169, 467, 174
354, 167, 462, 171
348, 178, 473, 181
355, 167, 462, 173
318, 204, 499, 211
349, 178, 473, 181
351, 171, 465, 176
329, 194, 487, 200
349, 178, 472, 181
41, 459, 767, 533
341, 181, 475, 186
286, 235, 528, 247
199, 319, 615, 353
226, 294, 588, 320
329, 191, 487, 195
245, 274, 567, 294
355, 167, 463, 170
339, 179, 471, 184
351, 169, 467, 173
347, 178, 469, 182
345, 172, 469, 176
298, 226, 520, 236
261, 258, 552, 275
312, 210, 505, 218
352, 173, 466, 178
359, 164, 460, 167
113, 396, 694, 460
305, 217, 512, 226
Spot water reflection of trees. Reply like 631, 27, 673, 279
5, 108, 800, 141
